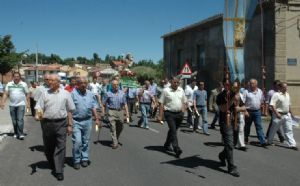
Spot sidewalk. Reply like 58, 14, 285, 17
0, 105, 13, 143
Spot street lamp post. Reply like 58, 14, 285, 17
35, 45, 39, 82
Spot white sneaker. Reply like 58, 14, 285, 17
19, 135, 25, 140
198, 126, 202, 130
145, 126, 149, 129
189, 125, 193, 129
13, 134, 17, 138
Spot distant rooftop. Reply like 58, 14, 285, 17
161, 14, 223, 38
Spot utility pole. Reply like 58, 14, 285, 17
35, 44, 39, 82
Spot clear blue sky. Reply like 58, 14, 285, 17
0, 0, 223, 62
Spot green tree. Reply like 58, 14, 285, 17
0, 35, 21, 83
49, 53, 62, 64
77, 56, 88, 64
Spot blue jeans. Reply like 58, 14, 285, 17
9, 105, 25, 136
195, 106, 208, 133
244, 110, 266, 144
72, 118, 92, 163
139, 103, 150, 127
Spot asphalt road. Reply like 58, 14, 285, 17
0, 112, 300, 186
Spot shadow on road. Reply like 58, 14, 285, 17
180, 129, 194, 134
29, 145, 44, 152
203, 142, 224, 147
29, 161, 51, 175
65, 157, 73, 167
0, 132, 14, 137
98, 140, 112, 147
161, 155, 228, 174
144, 146, 176, 157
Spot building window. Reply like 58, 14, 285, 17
177, 49, 184, 73
197, 45, 205, 68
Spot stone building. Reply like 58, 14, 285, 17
162, 1, 300, 114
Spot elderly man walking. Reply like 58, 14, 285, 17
35, 74, 75, 181
69, 77, 100, 170
102, 79, 129, 149
158, 77, 187, 158
243, 79, 267, 147
267, 82, 298, 150
0, 72, 30, 140
138, 81, 155, 129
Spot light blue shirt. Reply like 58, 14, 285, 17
193, 89, 207, 106
71, 89, 98, 119
105, 89, 127, 109
149, 83, 157, 96
0, 82, 3, 93
127, 87, 137, 99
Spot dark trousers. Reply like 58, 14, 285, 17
164, 111, 184, 152
266, 109, 285, 141
127, 98, 135, 117
41, 119, 67, 174
30, 97, 36, 116
219, 112, 235, 170
187, 108, 194, 126
211, 108, 219, 127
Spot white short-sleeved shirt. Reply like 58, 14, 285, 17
89, 82, 101, 95
243, 88, 264, 110
5, 81, 29, 106
270, 92, 291, 113
159, 87, 187, 112
185, 85, 198, 106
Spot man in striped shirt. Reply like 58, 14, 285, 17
0, 72, 29, 140
102, 79, 129, 149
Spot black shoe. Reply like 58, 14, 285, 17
218, 154, 226, 167
245, 138, 249, 145
74, 163, 80, 170
228, 168, 240, 177
163, 145, 173, 152
261, 143, 268, 148
279, 138, 285, 143
56, 173, 64, 181
209, 126, 216, 129
237, 147, 247, 152
175, 149, 183, 158
290, 146, 298, 151
81, 161, 89, 167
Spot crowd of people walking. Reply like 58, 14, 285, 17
0, 72, 298, 180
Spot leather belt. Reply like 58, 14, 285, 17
165, 110, 182, 114
44, 118, 66, 122
73, 117, 91, 121
109, 108, 122, 111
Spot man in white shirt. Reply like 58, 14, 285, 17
159, 77, 187, 158
267, 82, 297, 150
88, 77, 101, 105
185, 80, 198, 129
243, 79, 267, 147
0, 72, 29, 140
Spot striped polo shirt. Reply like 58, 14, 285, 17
5, 81, 29, 106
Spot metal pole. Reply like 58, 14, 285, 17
35, 45, 38, 82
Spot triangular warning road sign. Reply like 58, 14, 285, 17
180, 63, 192, 75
